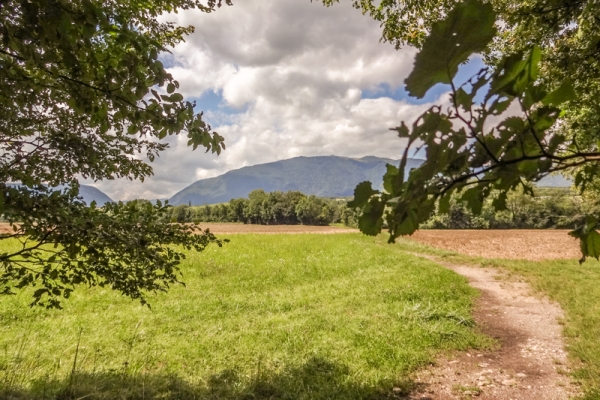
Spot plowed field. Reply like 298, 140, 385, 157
410, 229, 581, 261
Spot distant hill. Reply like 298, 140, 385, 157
169, 155, 573, 206
169, 156, 423, 206
8, 183, 113, 206
77, 185, 114, 206
536, 174, 571, 188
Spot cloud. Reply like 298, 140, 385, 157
90, 0, 449, 200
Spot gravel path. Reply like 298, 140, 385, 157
408, 256, 580, 400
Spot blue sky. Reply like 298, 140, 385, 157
88, 1, 488, 200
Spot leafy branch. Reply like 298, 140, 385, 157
349, 0, 600, 262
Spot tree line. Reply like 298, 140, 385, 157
423, 188, 600, 230
162, 189, 357, 226
157, 187, 599, 230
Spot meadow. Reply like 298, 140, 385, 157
0, 234, 489, 399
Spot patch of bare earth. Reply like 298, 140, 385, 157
0, 223, 15, 234
411, 230, 580, 261
405, 256, 580, 400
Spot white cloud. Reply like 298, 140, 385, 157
90, 0, 447, 200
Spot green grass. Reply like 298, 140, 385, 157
0, 234, 489, 399
391, 236, 600, 400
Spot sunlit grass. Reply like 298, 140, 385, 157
0, 233, 489, 399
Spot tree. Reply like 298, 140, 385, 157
345, 0, 600, 262
246, 189, 268, 224
0, 0, 232, 308
228, 198, 249, 223
322, 0, 600, 179
171, 204, 191, 223
295, 196, 333, 226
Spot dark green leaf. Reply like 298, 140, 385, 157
383, 164, 400, 193
405, 0, 496, 98
586, 231, 600, 259
542, 81, 577, 106
348, 181, 379, 209
358, 197, 384, 236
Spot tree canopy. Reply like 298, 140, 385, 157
0, 0, 231, 307
322, 0, 600, 164
337, 0, 600, 262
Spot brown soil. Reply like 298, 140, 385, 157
0, 223, 11, 234
406, 256, 580, 400
411, 230, 581, 261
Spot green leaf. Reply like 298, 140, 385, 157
151, 89, 161, 101
438, 194, 451, 215
488, 47, 541, 99
348, 181, 379, 209
383, 164, 400, 193
404, 0, 496, 98
454, 87, 473, 111
542, 80, 577, 106
358, 197, 384, 236
395, 209, 418, 236
161, 93, 184, 102
492, 191, 508, 211
586, 230, 600, 259
462, 187, 484, 214
167, 83, 176, 94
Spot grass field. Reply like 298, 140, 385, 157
395, 235, 600, 400
0, 234, 489, 399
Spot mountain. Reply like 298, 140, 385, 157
7, 183, 113, 206
169, 155, 574, 206
77, 185, 114, 206
536, 174, 572, 188
169, 156, 423, 206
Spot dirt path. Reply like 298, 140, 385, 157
408, 256, 580, 400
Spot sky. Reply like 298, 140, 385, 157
86, 0, 482, 201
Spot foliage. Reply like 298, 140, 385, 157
295, 195, 335, 226
347, 0, 600, 262
326, 0, 600, 193
0, 0, 231, 307
160, 190, 351, 227
321, 0, 455, 48
422, 187, 600, 230
0, 234, 488, 399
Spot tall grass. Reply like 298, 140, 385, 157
0, 234, 489, 399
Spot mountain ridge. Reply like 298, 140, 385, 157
8, 183, 113, 206
169, 155, 423, 206
169, 155, 572, 206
